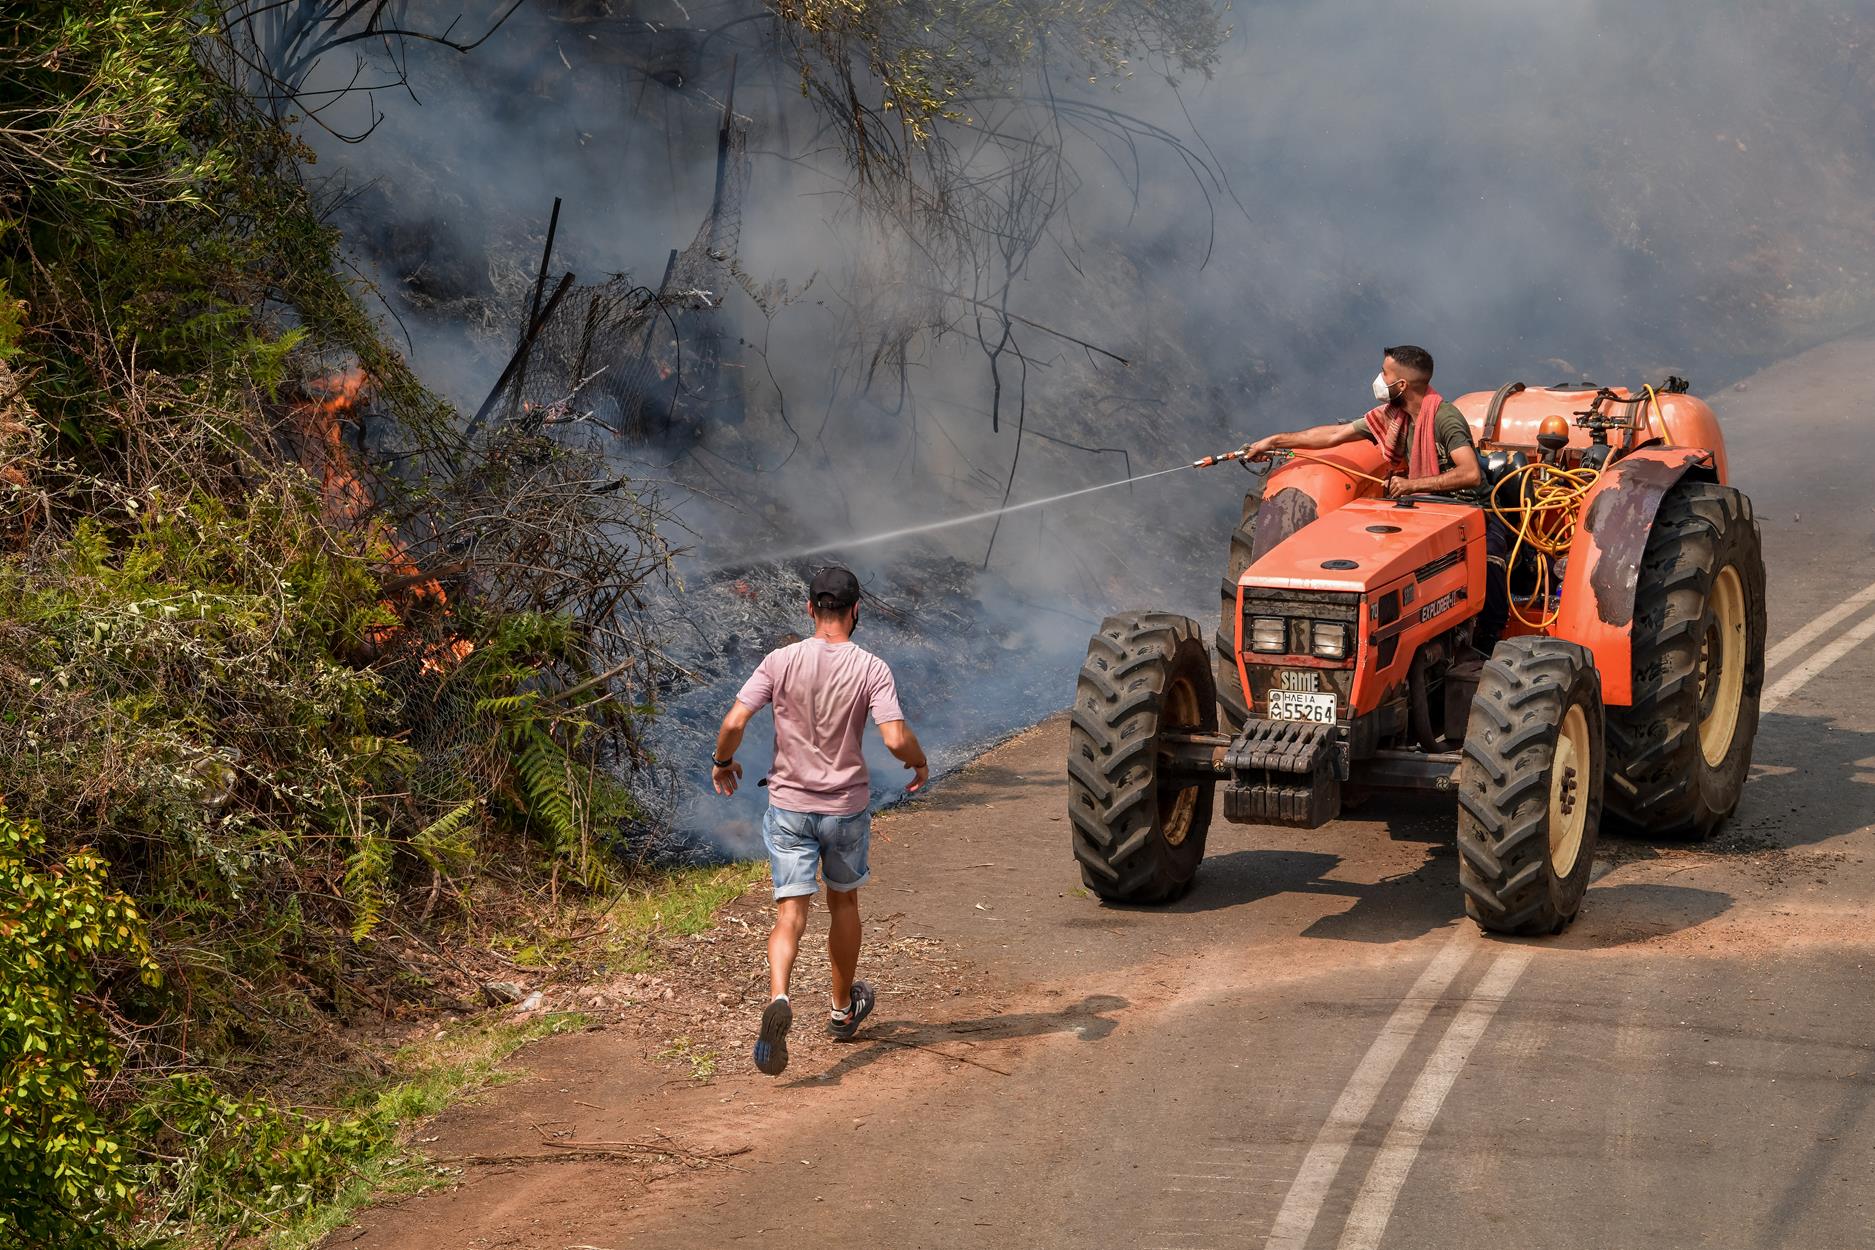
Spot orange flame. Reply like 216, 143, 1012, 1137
293, 369, 472, 674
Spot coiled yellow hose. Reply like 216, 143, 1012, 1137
1487, 462, 1603, 628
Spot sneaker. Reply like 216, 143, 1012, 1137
754, 997, 792, 1075
828, 981, 876, 1041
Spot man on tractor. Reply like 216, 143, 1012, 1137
1239, 344, 1511, 654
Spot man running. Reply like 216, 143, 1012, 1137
711, 566, 929, 1075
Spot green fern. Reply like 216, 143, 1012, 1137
474, 691, 609, 889
473, 692, 538, 717
514, 723, 581, 862
341, 827, 392, 941
410, 797, 480, 874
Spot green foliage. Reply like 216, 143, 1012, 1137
127, 1010, 587, 1242
0, 0, 218, 225
0, 809, 159, 1249
655, 1036, 719, 1083
474, 686, 642, 891
601, 863, 769, 974
128, 1075, 386, 1236
0, 2, 671, 1245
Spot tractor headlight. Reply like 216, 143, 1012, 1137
1249, 616, 1287, 654
1310, 621, 1348, 659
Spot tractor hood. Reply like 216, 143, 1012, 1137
1241, 497, 1485, 593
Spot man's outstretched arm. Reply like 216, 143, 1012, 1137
878, 720, 930, 793
712, 702, 757, 796
1242, 420, 1370, 460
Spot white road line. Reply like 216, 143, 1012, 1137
1335, 949, 1535, 1250
1761, 607, 1875, 714
1765, 577, 1875, 673
1261, 936, 1473, 1250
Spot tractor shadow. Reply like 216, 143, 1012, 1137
781, 993, 1130, 1087
1168, 793, 1735, 946
1093, 706, 1864, 946
1152, 793, 1464, 943
1683, 709, 1874, 852
1575, 710, 1875, 874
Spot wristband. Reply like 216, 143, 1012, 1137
713, 756, 735, 769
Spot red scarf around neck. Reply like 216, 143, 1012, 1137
1362, 390, 1444, 481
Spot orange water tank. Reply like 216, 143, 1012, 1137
1451, 384, 1729, 483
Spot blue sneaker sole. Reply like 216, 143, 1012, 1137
754, 998, 792, 1075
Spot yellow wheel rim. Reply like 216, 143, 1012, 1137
1159, 674, 1201, 847
1549, 703, 1590, 877
1699, 565, 1747, 768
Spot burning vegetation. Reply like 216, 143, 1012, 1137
291, 367, 474, 671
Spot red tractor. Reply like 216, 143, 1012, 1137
1068, 380, 1765, 934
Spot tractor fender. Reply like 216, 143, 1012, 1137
1552, 446, 1719, 706
1248, 437, 1391, 562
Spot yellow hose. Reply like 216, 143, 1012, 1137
1643, 383, 1667, 442
1487, 462, 1602, 628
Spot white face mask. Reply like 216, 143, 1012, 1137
1372, 372, 1393, 403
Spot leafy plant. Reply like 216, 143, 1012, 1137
0, 808, 159, 1249
0, 2, 675, 1245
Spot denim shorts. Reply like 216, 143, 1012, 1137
761, 804, 872, 900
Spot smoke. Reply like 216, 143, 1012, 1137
1148, 1, 1875, 388
292, 0, 1875, 849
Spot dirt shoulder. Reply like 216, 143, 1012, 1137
330, 720, 1105, 1250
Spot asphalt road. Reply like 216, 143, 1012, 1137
345, 337, 1875, 1250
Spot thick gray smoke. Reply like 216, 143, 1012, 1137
296, 0, 1875, 852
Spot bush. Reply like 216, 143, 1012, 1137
127, 1074, 386, 1237
1, 1, 674, 1244
0, 808, 159, 1250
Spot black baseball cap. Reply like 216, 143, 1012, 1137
809, 566, 861, 611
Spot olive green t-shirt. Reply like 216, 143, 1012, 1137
1362, 401, 1484, 503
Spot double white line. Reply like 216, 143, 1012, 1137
1263, 573, 1875, 1250
1262, 933, 1529, 1250
1761, 577, 1875, 714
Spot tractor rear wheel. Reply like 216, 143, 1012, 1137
1606, 482, 1765, 838
1458, 637, 1605, 936
1069, 612, 1217, 904
1215, 491, 1259, 734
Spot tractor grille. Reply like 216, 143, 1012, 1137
1238, 587, 1359, 713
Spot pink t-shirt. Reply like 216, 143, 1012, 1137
735, 638, 904, 815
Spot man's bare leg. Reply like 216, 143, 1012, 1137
768, 895, 811, 1001
826, 887, 861, 1009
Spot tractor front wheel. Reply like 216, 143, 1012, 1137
1458, 637, 1605, 936
1069, 612, 1217, 904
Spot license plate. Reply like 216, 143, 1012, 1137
1267, 690, 1338, 723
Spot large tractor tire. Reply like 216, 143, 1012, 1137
1606, 482, 1766, 838
1214, 491, 1259, 734
1458, 637, 1605, 936
1069, 612, 1217, 904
